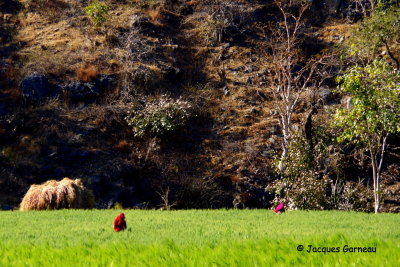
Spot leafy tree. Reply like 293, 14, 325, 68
348, 6, 400, 70
334, 59, 400, 213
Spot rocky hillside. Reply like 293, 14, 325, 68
1, 0, 399, 212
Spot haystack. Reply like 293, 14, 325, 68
20, 178, 95, 211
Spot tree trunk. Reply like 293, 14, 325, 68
369, 0, 376, 14
278, 115, 290, 172
375, 169, 380, 214
370, 150, 379, 213
278, 140, 288, 172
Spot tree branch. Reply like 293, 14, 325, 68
382, 38, 400, 71
378, 133, 389, 173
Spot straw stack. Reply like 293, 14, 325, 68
20, 178, 95, 210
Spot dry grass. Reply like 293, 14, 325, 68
148, 8, 163, 25
14, 1, 135, 79
115, 140, 130, 152
319, 22, 354, 43
76, 65, 98, 82
20, 178, 95, 211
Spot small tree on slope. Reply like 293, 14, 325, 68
334, 59, 400, 213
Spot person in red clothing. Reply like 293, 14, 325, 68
274, 202, 285, 214
113, 213, 127, 232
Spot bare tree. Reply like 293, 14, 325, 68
265, 0, 333, 172
119, 24, 157, 100
348, 0, 378, 16
157, 186, 177, 210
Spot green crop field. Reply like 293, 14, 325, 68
0, 210, 399, 266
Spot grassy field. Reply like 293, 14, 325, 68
0, 210, 399, 266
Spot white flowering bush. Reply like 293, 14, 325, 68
268, 172, 331, 210
339, 182, 372, 212
125, 95, 192, 138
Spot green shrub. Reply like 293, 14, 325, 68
125, 95, 192, 138
85, 1, 109, 26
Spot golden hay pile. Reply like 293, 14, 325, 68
20, 178, 95, 211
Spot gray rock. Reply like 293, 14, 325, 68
65, 82, 99, 102
95, 74, 116, 90
21, 73, 60, 102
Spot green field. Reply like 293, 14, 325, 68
0, 210, 399, 266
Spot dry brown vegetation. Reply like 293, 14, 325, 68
76, 65, 99, 82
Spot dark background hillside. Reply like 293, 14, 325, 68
1, 0, 399, 211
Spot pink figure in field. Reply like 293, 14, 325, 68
274, 202, 285, 214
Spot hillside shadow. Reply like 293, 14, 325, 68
0, 0, 24, 108
0, 0, 22, 14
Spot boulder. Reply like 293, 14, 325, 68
95, 74, 117, 90
20, 73, 60, 102
64, 82, 99, 102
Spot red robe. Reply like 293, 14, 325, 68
113, 213, 127, 232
